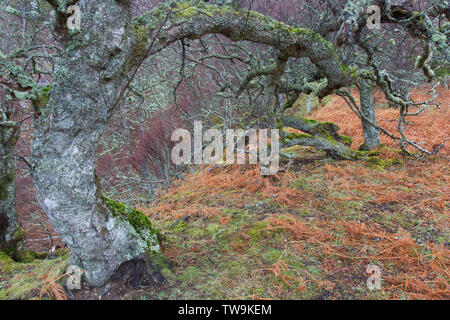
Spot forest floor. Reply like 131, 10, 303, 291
0, 86, 448, 300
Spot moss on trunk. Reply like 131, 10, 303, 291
100, 195, 168, 281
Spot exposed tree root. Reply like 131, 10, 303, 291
280, 115, 362, 160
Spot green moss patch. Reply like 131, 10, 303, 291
101, 196, 161, 240
365, 156, 405, 170
0, 250, 69, 300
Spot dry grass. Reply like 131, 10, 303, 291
311, 86, 450, 156
38, 269, 68, 300
139, 86, 449, 300
268, 215, 449, 299
142, 165, 307, 220
143, 154, 448, 299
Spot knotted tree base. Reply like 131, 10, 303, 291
280, 115, 363, 160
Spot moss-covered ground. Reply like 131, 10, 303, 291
0, 249, 69, 300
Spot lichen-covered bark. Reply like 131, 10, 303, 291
1, 40, 48, 261
133, 1, 354, 98
281, 133, 359, 160
280, 115, 359, 160
31, 0, 167, 286
0, 122, 24, 259
358, 80, 380, 151
337, 0, 373, 44
260, 56, 288, 127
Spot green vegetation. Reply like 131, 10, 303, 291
101, 195, 160, 240
0, 250, 69, 299
101, 195, 168, 272
365, 156, 405, 170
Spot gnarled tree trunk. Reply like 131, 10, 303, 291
280, 115, 358, 160
30, 0, 166, 286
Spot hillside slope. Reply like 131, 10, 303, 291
0, 88, 448, 300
